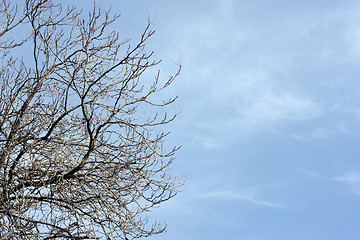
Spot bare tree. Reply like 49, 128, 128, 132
0, 0, 182, 239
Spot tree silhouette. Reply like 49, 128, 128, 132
0, 0, 182, 239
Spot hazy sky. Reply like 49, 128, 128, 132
68, 0, 360, 239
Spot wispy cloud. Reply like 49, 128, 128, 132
334, 2, 360, 59
334, 172, 360, 196
298, 168, 323, 179
215, 0, 235, 17
290, 103, 360, 141
167, 3, 326, 134
239, 87, 320, 125
198, 188, 285, 208
164, 0, 360, 149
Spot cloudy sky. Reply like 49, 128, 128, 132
72, 0, 360, 239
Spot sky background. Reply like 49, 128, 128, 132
70, 0, 360, 239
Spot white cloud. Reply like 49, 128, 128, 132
166, 0, 360, 143
241, 91, 319, 124
337, 3, 360, 58
298, 168, 323, 179
199, 188, 285, 208
334, 172, 360, 196
215, 0, 235, 17
170, 14, 323, 133
189, 134, 224, 149
205, 68, 321, 131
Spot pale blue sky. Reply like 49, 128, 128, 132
69, 0, 360, 239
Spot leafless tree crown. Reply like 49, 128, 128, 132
0, 0, 182, 239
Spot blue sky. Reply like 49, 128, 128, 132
70, 0, 360, 239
